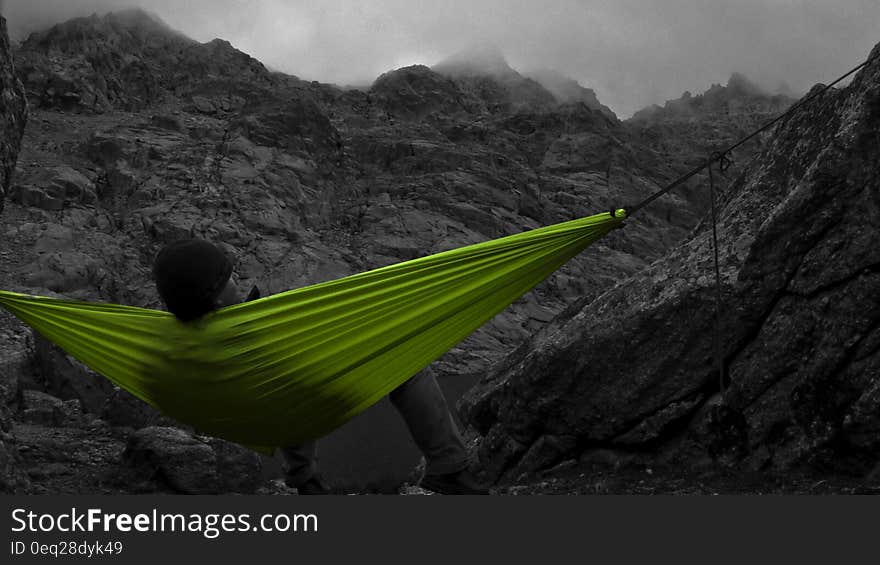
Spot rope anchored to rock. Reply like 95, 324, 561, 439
619, 51, 879, 394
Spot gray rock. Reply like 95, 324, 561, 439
32, 223, 74, 254
191, 95, 216, 114
20, 390, 84, 427
10, 422, 131, 494
21, 390, 63, 413
151, 114, 185, 131
204, 437, 263, 493
124, 427, 218, 493
22, 251, 104, 295
124, 427, 261, 494
8, 185, 64, 210
40, 165, 97, 205
84, 134, 129, 167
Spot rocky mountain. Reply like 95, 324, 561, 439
624, 72, 796, 214
461, 44, 880, 488
631, 72, 793, 123
13, 8, 279, 113
429, 46, 614, 120
630, 74, 795, 167
0, 9, 822, 493
524, 68, 617, 120
431, 44, 560, 113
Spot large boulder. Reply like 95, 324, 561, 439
0, 16, 28, 209
372, 65, 471, 120
235, 95, 341, 159
124, 427, 262, 494
462, 44, 880, 483
20, 390, 84, 427
9, 166, 97, 210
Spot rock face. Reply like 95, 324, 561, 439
124, 427, 262, 494
12, 9, 276, 114
462, 45, 880, 483
0, 16, 28, 208
432, 45, 559, 113
525, 68, 618, 120
630, 72, 794, 123
8, 165, 97, 210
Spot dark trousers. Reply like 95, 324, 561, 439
280, 371, 468, 485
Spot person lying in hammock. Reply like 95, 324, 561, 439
152, 238, 489, 495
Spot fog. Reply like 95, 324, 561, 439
3, 0, 878, 117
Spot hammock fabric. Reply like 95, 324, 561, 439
0, 209, 626, 451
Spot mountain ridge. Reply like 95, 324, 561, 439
630, 71, 797, 123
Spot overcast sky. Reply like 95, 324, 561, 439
3, 0, 878, 117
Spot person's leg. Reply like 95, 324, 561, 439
279, 441, 329, 493
389, 371, 468, 476
390, 371, 488, 493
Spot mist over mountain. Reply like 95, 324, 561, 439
4, 0, 877, 117
432, 43, 515, 79
630, 71, 796, 123
524, 68, 617, 120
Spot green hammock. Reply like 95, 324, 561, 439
0, 209, 626, 451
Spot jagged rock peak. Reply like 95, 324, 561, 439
21, 7, 192, 50
12, 8, 278, 113
369, 64, 472, 119
725, 71, 766, 97
630, 71, 796, 122
524, 68, 617, 120
374, 63, 438, 83
429, 44, 561, 113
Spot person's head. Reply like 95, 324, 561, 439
153, 238, 241, 322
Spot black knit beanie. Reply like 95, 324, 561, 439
153, 238, 233, 322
